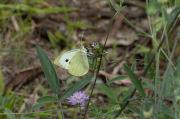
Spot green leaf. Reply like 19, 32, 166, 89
170, 6, 180, 15
155, 17, 163, 22
97, 83, 115, 100
66, 76, 77, 86
149, 0, 162, 11
0, 65, 4, 94
122, 86, 134, 101
74, 21, 97, 29
162, 104, 175, 118
148, 99, 174, 118
123, 64, 145, 98
60, 75, 93, 101
31, 103, 45, 110
135, 44, 150, 53
36, 45, 60, 94
131, 61, 137, 72
174, 56, 180, 80
163, 9, 172, 23
140, 101, 150, 119
25, 103, 30, 112
127, 105, 140, 115
0, 94, 3, 104
37, 96, 59, 103
4, 107, 16, 119
156, 21, 163, 32
144, 52, 154, 79
0, 4, 78, 14
4, 96, 11, 105
0, 105, 4, 109
18, 89, 26, 110
106, 75, 127, 84
141, 77, 160, 95
38, 84, 47, 96
162, 74, 172, 97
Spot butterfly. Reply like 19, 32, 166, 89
54, 45, 89, 76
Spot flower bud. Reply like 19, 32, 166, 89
146, 4, 157, 17
94, 45, 99, 51
102, 51, 108, 56
143, 106, 153, 118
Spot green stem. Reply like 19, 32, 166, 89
56, 94, 65, 119
83, 4, 118, 118
79, 104, 82, 119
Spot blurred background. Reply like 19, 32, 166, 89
0, 0, 179, 118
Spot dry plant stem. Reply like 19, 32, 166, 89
114, 11, 180, 118
0, 0, 19, 41
56, 94, 65, 119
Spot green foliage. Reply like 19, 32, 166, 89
131, 61, 137, 72
97, 83, 116, 100
0, 4, 78, 14
4, 107, 16, 119
66, 76, 77, 86
38, 84, 47, 96
106, 75, 127, 84
37, 96, 59, 103
31, 103, 45, 110
60, 75, 93, 101
140, 101, 151, 119
36, 45, 60, 94
123, 64, 145, 98
0, 66, 4, 94
1, 0, 180, 118
144, 52, 155, 79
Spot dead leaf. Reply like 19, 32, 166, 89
4, 67, 43, 94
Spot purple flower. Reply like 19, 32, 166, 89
87, 50, 93, 56
91, 42, 99, 47
67, 91, 89, 106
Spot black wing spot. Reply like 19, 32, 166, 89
65, 59, 69, 62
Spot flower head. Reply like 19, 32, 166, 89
87, 50, 93, 56
91, 42, 100, 47
67, 91, 89, 106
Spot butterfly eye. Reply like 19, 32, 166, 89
65, 59, 69, 62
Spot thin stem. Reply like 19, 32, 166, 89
119, 13, 151, 38
83, 71, 98, 119
83, 5, 118, 118
0, 0, 19, 41
114, 11, 180, 118
79, 104, 82, 119
56, 94, 65, 119
156, 29, 180, 112
155, 50, 160, 112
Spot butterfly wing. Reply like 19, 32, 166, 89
54, 49, 80, 69
68, 51, 89, 76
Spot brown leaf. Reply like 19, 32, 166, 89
4, 67, 43, 94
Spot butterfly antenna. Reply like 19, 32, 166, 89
81, 31, 84, 46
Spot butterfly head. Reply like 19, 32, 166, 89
80, 45, 87, 53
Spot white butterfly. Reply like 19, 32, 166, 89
54, 45, 89, 76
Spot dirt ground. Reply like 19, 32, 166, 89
0, 0, 179, 118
